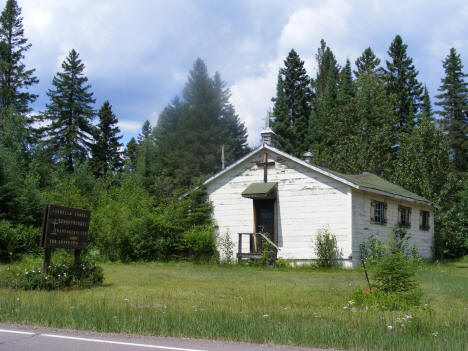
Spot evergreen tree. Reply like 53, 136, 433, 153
354, 47, 381, 77
138, 120, 151, 144
435, 48, 468, 172
313, 39, 340, 101
41, 49, 95, 172
151, 58, 248, 196
123, 137, 137, 172
91, 101, 123, 177
213, 72, 249, 163
420, 86, 433, 122
271, 49, 312, 156
337, 59, 355, 104
0, 0, 38, 115
384, 35, 423, 134
271, 73, 292, 152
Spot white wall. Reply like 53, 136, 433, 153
206, 149, 353, 261
351, 189, 434, 266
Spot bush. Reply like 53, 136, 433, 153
181, 225, 217, 262
0, 221, 41, 262
355, 227, 423, 309
0, 257, 103, 290
217, 230, 235, 263
259, 238, 276, 266
314, 226, 340, 267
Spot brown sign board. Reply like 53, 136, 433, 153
40, 204, 91, 250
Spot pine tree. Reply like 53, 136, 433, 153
354, 47, 381, 77
271, 73, 293, 152
151, 58, 249, 195
420, 86, 433, 122
42, 49, 95, 172
384, 35, 423, 134
123, 137, 137, 172
435, 48, 468, 172
0, 0, 38, 115
213, 72, 249, 163
138, 120, 151, 144
271, 49, 312, 157
337, 59, 355, 104
313, 39, 340, 101
91, 101, 123, 177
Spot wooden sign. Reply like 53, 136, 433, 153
40, 204, 91, 250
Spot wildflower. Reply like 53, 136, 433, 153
387, 325, 393, 330
123, 298, 129, 302
262, 314, 269, 318
432, 332, 438, 337
343, 306, 348, 309
16, 297, 20, 301
348, 300, 354, 305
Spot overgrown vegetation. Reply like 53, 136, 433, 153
314, 226, 340, 267
0, 257, 103, 290
0, 259, 467, 351
356, 228, 423, 310
0, 0, 466, 267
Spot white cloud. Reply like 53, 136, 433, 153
118, 120, 142, 133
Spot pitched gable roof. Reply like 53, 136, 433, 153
188, 144, 435, 207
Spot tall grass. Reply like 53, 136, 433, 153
1, 259, 467, 351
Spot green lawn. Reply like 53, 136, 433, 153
1, 258, 467, 351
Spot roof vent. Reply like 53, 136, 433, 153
303, 151, 313, 163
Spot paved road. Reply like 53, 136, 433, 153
0, 324, 339, 351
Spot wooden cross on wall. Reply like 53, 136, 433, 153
256, 152, 275, 183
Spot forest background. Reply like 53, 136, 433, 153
0, 0, 467, 263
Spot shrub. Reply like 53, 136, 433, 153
0, 257, 103, 290
0, 221, 41, 262
260, 238, 276, 266
181, 225, 217, 262
314, 226, 340, 267
354, 227, 423, 309
217, 230, 235, 263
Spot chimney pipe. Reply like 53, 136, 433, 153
303, 151, 313, 163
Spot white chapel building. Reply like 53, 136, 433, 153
201, 127, 435, 267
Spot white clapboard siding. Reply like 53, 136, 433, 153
207, 149, 352, 261
351, 189, 434, 266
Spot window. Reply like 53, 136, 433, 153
371, 200, 386, 225
398, 205, 411, 228
420, 210, 430, 231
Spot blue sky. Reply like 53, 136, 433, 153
20, 0, 468, 146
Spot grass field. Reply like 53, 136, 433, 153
0, 258, 467, 351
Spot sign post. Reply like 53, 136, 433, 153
40, 204, 91, 273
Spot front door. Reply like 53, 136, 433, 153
252, 199, 275, 252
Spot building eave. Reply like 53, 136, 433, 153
180, 143, 437, 208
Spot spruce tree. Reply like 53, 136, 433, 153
271, 49, 311, 157
271, 73, 292, 152
384, 35, 423, 133
42, 49, 95, 172
91, 101, 123, 177
435, 48, 468, 172
313, 39, 340, 100
0, 0, 38, 115
138, 120, 151, 144
337, 59, 355, 104
151, 58, 248, 195
123, 137, 137, 172
421, 86, 433, 122
354, 47, 381, 77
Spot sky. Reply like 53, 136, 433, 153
18, 0, 468, 146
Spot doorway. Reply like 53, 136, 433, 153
251, 199, 276, 252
